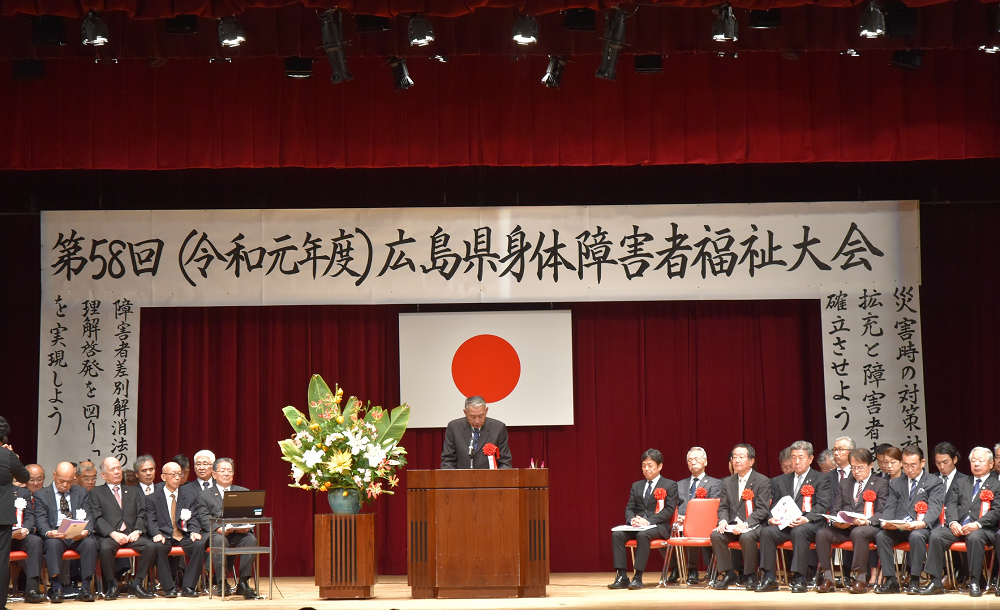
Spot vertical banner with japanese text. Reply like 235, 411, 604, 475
821, 284, 925, 453
37, 291, 139, 475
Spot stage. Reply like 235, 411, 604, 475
40, 575, 999, 610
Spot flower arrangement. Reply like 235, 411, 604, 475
278, 374, 409, 504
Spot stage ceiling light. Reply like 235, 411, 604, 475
388, 56, 414, 89
218, 16, 246, 47
320, 9, 353, 83
284, 56, 313, 78
634, 54, 663, 74
542, 55, 568, 88
749, 9, 781, 29
713, 3, 738, 42
82, 11, 109, 46
595, 7, 628, 81
859, 0, 886, 38
512, 14, 539, 44
408, 14, 434, 46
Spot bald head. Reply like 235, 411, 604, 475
26, 464, 45, 493
53, 462, 76, 494
161, 461, 183, 492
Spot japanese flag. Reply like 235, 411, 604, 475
399, 311, 574, 428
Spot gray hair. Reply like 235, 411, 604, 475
834, 436, 856, 451
134, 454, 155, 472
816, 449, 834, 465
98, 457, 118, 473
778, 447, 792, 462
994, 442, 1000, 456
687, 447, 708, 461
790, 440, 815, 456
213, 457, 235, 472
194, 449, 216, 464
970, 447, 995, 462
464, 396, 487, 410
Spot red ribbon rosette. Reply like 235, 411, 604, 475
741, 488, 754, 516
980, 489, 995, 518
695, 487, 708, 499
654, 487, 667, 512
915, 500, 928, 521
482, 443, 499, 469
800, 484, 815, 512
862, 489, 876, 518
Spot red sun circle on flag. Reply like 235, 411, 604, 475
451, 334, 521, 403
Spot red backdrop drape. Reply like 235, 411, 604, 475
3, 50, 999, 169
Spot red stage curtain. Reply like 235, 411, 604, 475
135, 299, 826, 576
2, 50, 998, 170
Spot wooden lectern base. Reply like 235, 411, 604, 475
315, 513, 377, 599
411, 585, 547, 599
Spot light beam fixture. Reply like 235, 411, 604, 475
82, 10, 109, 46
408, 14, 434, 46
542, 55, 568, 88
859, 0, 886, 38
748, 9, 780, 29
388, 56, 414, 89
712, 3, 738, 42
217, 16, 245, 47
595, 7, 628, 81
285, 56, 313, 78
512, 14, 539, 44
320, 9, 352, 83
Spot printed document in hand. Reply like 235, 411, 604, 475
57, 519, 89, 537
224, 523, 256, 531
880, 516, 915, 527
822, 511, 867, 524
771, 496, 803, 529
611, 524, 657, 532
722, 518, 756, 533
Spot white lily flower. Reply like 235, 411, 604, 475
301, 448, 325, 468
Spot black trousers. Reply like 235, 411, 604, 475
815, 525, 879, 577
611, 524, 669, 572
43, 535, 97, 581
926, 527, 990, 582
11, 532, 43, 580
97, 536, 156, 585
208, 531, 257, 581
710, 528, 762, 574
758, 521, 824, 576
153, 536, 206, 590
876, 527, 931, 579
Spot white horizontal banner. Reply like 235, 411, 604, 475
41, 201, 919, 305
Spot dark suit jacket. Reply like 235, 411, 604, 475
826, 466, 852, 491
769, 468, 833, 522
624, 477, 679, 527
90, 483, 147, 536
717, 470, 772, 528
14, 486, 35, 533
440, 416, 512, 470
676, 474, 722, 516
0, 448, 29, 526
880, 472, 945, 529
196, 484, 248, 533
181, 479, 216, 496
944, 472, 1000, 530
146, 486, 203, 538
34, 484, 95, 537
832, 473, 889, 521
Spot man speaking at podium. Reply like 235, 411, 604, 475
440, 396, 512, 469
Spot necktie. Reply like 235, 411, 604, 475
689, 478, 698, 500
841, 469, 848, 481
59, 492, 70, 516
203, 480, 211, 490
909, 478, 917, 501
472, 428, 481, 451
972, 478, 982, 502
794, 475, 803, 496
644, 481, 652, 501
144, 486, 152, 496
113, 485, 122, 507
170, 493, 183, 541
854, 481, 863, 504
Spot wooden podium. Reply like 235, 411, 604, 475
407, 469, 549, 599
314, 513, 377, 599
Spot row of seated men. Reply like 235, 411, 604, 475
609, 438, 1000, 597
11, 449, 258, 603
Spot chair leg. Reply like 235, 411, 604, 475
659, 547, 674, 586
776, 550, 786, 588
628, 546, 635, 571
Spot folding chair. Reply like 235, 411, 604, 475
665, 498, 721, 585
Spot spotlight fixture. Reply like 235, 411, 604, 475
31, 15, 66, 46
217, 16, 245, 47
595, 7, 628, 81
164, 15, 199, 34
284, 56, 313, 78
320, 9, 352, 83
634, 54, 663, 74
542, 55, 569, 88
748, 9, 781, 29
388, 56, 414, 90
563, 8, 596, 31
980, 45, 1000, 54
843, 48, 860, 56
859, 0, 885, 38
712, 3, 738, 42
82, 10, 109, 46
512, 14, 539, 44
890, 49, 923, 69
408, 14, 434, 46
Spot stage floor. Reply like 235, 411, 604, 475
26, 575, 1000, 610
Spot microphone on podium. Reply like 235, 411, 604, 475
468, 436, 475, 468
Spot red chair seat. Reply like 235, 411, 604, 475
893, 543, 910, 552
949, 542, 968, 553
168, 546, 187, 557
62, 551, 81, 560
666, 537, 713, 547
624, 539, 671, 550
10, 551, 28, 561
115, 549, 140, 558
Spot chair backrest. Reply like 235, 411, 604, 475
682, 498, 721, 537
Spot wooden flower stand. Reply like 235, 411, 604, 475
314, 513, 377, 599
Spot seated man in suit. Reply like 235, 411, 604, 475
778, 447, 793, 475
440, 396, 512, 470
134, 455, 157, 497
665, 447, 722, 584
919, 447, 998, 596
89, 457, 157, 599
710, 443, 772, 590
183, 450, 217, 495
147, 461, 205, 598
874, 445, 945, 594
196, 458, 258, 600
756, 440, 833, 593
608, 449, 679, 590
816, 450, 835, 474
814, 447, 888, 593
34, 462, 98, 602
13, 482, 46, 603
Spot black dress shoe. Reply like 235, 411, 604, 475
744, 574, 758, 590
77, 589, 95, 603
918, 582, 945, 596
806, 574, 818, 588
664, 568, 680, 584
607, 575, 629, 590
627, 577, 643, 590
24, 590, 47, 604
905, 579, 921, 594
686, 571, 700, 585
235, 582, 257, 600
163, 588, 179, 599
874, 580, 901, 594
49, 589, 65, 604
755, 575, 779, 592
129, 584, 154, 600
181, 588, 199, 598
789, 579, 807, 593
212, 583, 234, 597
970, 582, 983, 597
713, 572, 740, 590
104, 583, 118, 601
